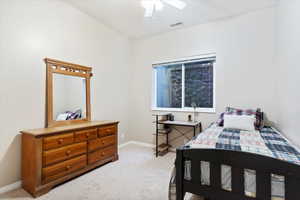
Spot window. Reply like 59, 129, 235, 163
152, 55, 216, 112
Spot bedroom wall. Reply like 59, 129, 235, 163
129, 7, 278, 145
276, 0, 300, 146
0, 0, 131, 188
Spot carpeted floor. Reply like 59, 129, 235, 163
0, 144, 202, 200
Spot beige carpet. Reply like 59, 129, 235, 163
0, 144, 196, 200
0, 144, 202, 200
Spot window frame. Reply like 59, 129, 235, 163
151, 54, 216, 113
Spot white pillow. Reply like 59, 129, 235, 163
56, 113, 69, 121
223, 114, 256, 131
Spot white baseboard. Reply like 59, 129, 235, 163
0, 181, 21, 194
118, 141, 131, 149
119, 140, 177, 152
118, 141, 154, 149
130, 141, 155, 148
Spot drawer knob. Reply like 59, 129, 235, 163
66, 165, 72, 170
58, 139, 64, 144
66, 150, 71, 155
102, 141, 105, 145
101, 152, 105, 156
86, 133, 90, 138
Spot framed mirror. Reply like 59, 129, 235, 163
45, 58, 93, 128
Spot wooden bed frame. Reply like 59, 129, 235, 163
176, 147, 300, 200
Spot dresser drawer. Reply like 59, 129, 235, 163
74, 128, 97, 143
43, 142, 87, 167
88, 145, 115, 164
98, 125, 116, 137
43, 133, 74, 151
42, 155, 87, 184
88, 135, 116, 152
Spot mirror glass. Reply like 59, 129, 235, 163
53, 74, 86, 121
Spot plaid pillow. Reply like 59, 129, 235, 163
225, 107, 263, 130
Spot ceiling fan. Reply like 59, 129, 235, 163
141, 0, 187, 17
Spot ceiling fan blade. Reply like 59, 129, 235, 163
154, 0, 164, 11
141, 0, 154, 17
163, 0, 186, 10
144, 6, 154, 17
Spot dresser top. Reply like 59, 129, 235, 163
21, 120, 119, 137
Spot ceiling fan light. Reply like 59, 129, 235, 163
163, 0, 186, 10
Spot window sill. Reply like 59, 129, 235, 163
151, 107, 216, 113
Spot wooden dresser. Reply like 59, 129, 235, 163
21, 121, 119, 197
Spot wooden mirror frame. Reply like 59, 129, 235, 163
45, 58, 93, 128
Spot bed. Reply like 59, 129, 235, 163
170, 121, 300, 200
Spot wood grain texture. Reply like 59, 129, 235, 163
74, 128, 97, 143
85, 77, 91, 121
98, 125, 117, 137
22, 134, 37, 195
44, 58, 92, 71
46, 62, 53, 127
21, 120, 119, 137
88, 145, 116, 165
21, 122, 119, 198
88, 135, 116, 152
43, 142, 87, 167
35, 155, 115, 198
51, 68, 90, 78
43, 133, 74, 151
42, 155, 87, 184
44, 58, 93, 128
22, 134, 43, 195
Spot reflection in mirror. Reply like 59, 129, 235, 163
53, 74, 86, 121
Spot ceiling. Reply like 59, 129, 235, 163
62, 0, 277, 39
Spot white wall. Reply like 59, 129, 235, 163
129, 7, 278, 144
0, 0, 131, 188
276, 0, 300, 146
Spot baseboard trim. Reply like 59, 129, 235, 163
0, 181, 21, 194
118, 141, 131, 149
118, 141, 154, 149
130, 141, 155, 148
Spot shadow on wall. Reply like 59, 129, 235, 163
263, 113, 280, 130
0, 134, 29, 199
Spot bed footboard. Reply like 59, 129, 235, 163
176, 147, 300, 200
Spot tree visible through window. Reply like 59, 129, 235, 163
153, 56, 215, 111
